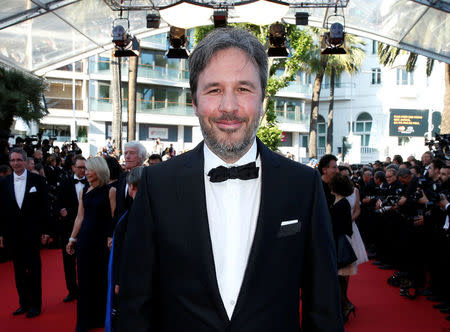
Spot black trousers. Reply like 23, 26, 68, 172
61, 234, 78, 295
12, 247, 42, 310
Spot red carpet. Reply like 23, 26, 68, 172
0, 249, 449, 331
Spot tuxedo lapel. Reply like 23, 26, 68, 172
175, 142, 229, 323
21, 172, 34, 210
8, 175, 20, 210
231, 139, 282, 321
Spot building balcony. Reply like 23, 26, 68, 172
45, 97, 83, 110
275, 109, 309, 124
90, 98, 194, 117
88, 60, 189, 83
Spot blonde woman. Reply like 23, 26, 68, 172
66, 157, 116, 332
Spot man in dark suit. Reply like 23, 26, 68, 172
110, 141, 147, 240
0, 148, 50, 318
56, 155, 87, 302
117, 28, 342, 332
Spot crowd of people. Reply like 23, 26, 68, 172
0, 135, 165, 331
1, 27, 449, 332
317, 148, 450, 323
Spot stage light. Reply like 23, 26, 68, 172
146, 12, 160, 29
267, 22, 289, 57
112, 23, 140, 57
295, 12, 309, 26
112, 25, 130, 48
166, 26, 189, 59
321, 22, 346, 55
213, 10, 227, 28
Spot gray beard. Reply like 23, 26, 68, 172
199, 115, 260, 162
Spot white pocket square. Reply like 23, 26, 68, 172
29, 186, 37, 193
281, 219, 298, 227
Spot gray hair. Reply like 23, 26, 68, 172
85, 156, 110, 186
189, 27, 268, 105
9, 148, 27, 161
386, 163, 399, 171
124, 141, 147, 163
386, 168, 398, 177
126, 166, 144, 189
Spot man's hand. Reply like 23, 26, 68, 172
413, 215, 424, 226
115, 285, 120, 295
438, 196, 449, 209
60, 208, 68, 217
41, 234, 50, 245
0, 236, 4, 248
375, 199, 382, 210
418, 192, 429, 205
362, 197, 371, 205
107, 237, 113, 250
398, 196, 407, 206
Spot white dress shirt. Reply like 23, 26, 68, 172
14, 170, 27, 209
203, 140, 261, 319
74, 175, 85, 202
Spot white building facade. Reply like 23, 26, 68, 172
38, 33, 446, 164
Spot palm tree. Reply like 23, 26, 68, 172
0, 66, 47, 140
325, 35, 366, 154
378, 43, 450, 134
306, 29, 365, 158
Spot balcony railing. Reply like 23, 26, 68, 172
89, 60, 189, 82
361, 147, 378, 154
45, 97, 83, 110
90, 98, 194, 117
278, 83, 313, 96
275, 109, 310, 124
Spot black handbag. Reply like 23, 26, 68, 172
336, 235, 357, 269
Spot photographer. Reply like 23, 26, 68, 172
430, 166, 450, 316
373, 170, 402, 270
397, 168, 428, 298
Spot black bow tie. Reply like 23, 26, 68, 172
208, 162, 259, 183
74, 178, 87, 184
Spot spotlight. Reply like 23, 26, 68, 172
112, 25, 130, 48
295, 12, 309, 26
146, 12, 160, 29
267, 22, 289, 57
213, 10, 227, 28
321, 22, 346, 55
112, 24, 140, 57
166, 26, 189, 59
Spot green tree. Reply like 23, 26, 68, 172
325, 34, 366, 154
305, 29, 365, 158
194, 24, 314, 151
378, 43, 449, 134
0, 66, 47, 139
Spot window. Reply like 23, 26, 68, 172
396, 68, 414, 86
355, 112, 372, 147
317, 115, 326, 148
372, 40, 378, 54
371, 68, 381, 84
301, 135, 309, 152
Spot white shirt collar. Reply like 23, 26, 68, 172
13, 169, 27, 180
74, 175, 85, 180
204, 139, 257, 175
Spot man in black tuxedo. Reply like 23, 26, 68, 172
56, 155, 87, 302
117, 28, 342, 332
0, 148, 50, 318
110, 141, 147, 239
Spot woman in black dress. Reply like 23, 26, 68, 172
66, 157, 116, 332
328, 173, 354, 321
